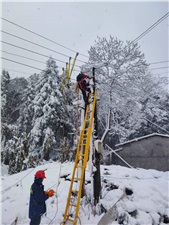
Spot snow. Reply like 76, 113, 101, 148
1, 162, 169, 225
116, 133, 169, 147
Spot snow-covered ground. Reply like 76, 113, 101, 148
1, 161, 169, 225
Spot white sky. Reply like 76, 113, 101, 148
1, 1, 169, 81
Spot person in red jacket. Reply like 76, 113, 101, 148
76, 72, 92, 106
29, 170, 54, 225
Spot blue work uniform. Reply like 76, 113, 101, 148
29, 178, 49, 225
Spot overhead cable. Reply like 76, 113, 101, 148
2, 67, 33, 75
1, 17, 89, 58
2, 50, 46, 65
148, 66, 169, 71
1, 30, 86, 64
1, 168, 36, 194
130, 12, 169, 45
1, 57, 45, 71
1, 40, 80, 71
1, 57, 80, 73
115, 83, 169, 134
149, 60, 169, 65
1, 51, 81, 72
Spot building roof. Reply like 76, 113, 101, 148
115, 133, 169, 147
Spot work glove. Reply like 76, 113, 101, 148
45, 189, 54, 197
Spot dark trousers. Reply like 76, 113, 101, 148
30, 217, 41, 225
82, 90, 88, 104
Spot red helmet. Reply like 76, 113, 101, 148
34, 170, 46, 179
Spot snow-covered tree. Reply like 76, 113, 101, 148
1, 70, 10, 123
1, 71, 28, 124
87, 36, 168, 144
1, 57, 76, 173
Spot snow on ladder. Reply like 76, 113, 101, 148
62, 91, 97, 225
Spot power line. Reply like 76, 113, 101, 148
148, 66, 169, 71
2, 67, 168, 81
2, 50, 46, 65
2, 67, 33, 75
1, 167, 36, 194
130, 12, 169, 45
1, 40, 80, 71
1, 57, 81, 75
149, 60, 169, 65
1, 57, 45, 71
1, 30, 87, 64
107, 62, 169, 72
1, 17, 89, 58
114, 83, 169, 134
1, 50, 81, 73
2, 40, 66, 63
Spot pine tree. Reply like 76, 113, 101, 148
1, 70, 10, 123
14, 57, 75, 170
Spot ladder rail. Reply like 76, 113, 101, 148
62, 91, 97, 224
63, 121, 90, 220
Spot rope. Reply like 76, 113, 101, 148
75, 216, 82, 225
47, 162, 62, 225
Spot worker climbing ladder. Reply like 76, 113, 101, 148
62, 91, 97, 225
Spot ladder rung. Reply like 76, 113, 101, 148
76, 165, 83, 168
79, 144, 86, 146
72, 189, 78, 193
69, 203, 77, 207
78, 153, 85, 156
67, 218, 74, 222
74, 177, 82, 181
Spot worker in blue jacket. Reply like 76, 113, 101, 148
29, 170, 54, 225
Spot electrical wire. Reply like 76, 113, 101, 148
1, 40, 78, 67
2, 50, 46, 65
148, 66, 169, 71
2, 14, 168, 77
149, 60, 169, 65
1, 67, 33, 75
1, 30, 87, 64
1, 167, 36, 193
45, 163, 62, 225
1, 40, 65, 63
1, 50, 65, 70
1, 17, 89, 58
130, 12, 169, 45
1, 57, 80, 75
1, 40, 81, 72
1, 57, 44, 71
114, 82, 169, 134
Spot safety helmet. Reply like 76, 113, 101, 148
34, 170, 46, 179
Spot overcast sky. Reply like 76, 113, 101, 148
1, 1, 169, 84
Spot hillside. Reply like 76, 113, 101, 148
1, 162, 168, 225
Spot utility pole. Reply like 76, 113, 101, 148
92, 67, 101, 205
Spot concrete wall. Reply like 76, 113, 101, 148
111, 136, 169, 171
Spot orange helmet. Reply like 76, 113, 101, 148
34, 170, 46, 179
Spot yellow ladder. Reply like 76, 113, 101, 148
62, 91, 97, 225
